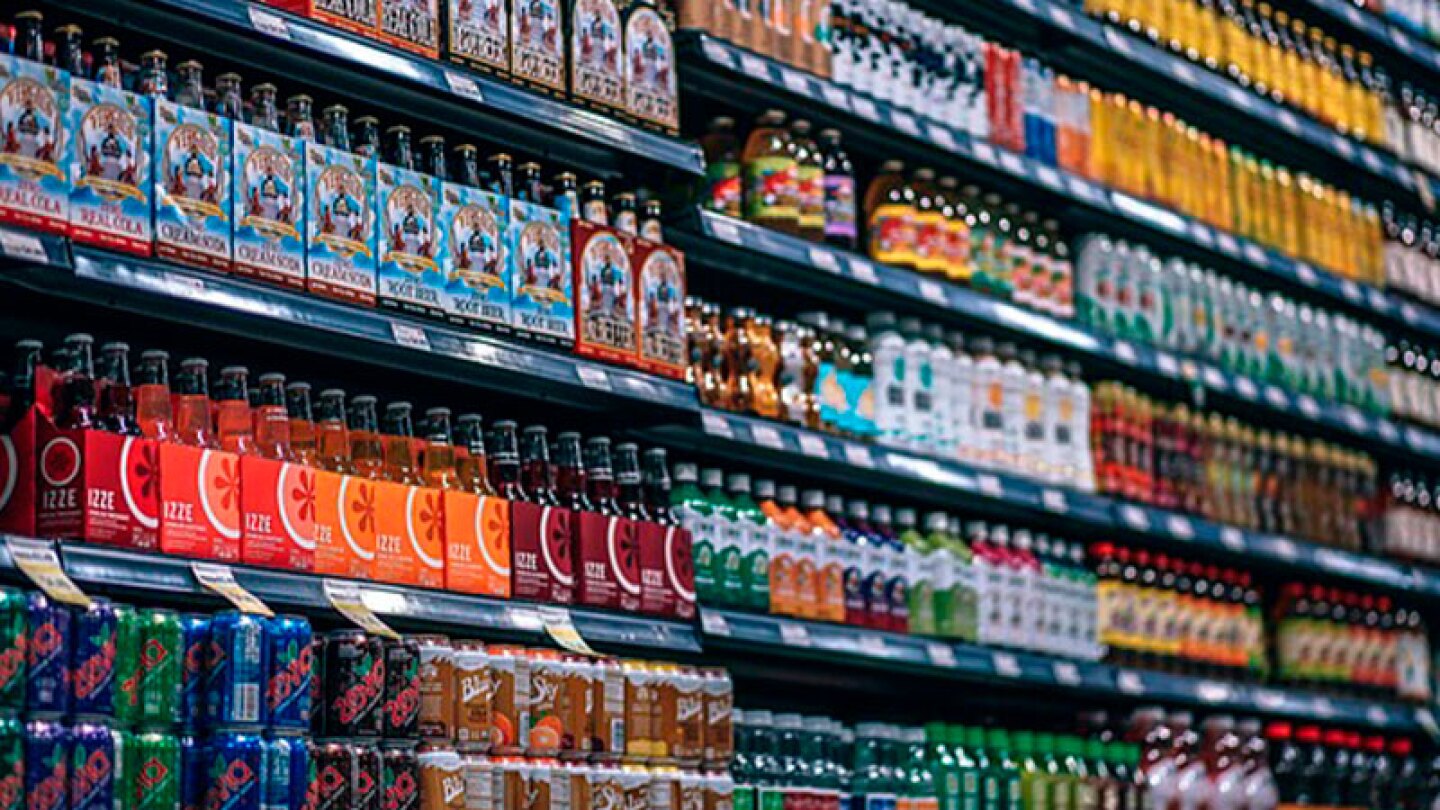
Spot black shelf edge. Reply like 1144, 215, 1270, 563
699, 607, 1429, 731
674, 210, 1440, 464
55, 0, 703, 178
679, 33, 1440, 344
0, 232, 699, 420
1299, 0, 1440, 94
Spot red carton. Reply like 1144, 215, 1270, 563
632, 239, 687, 380
313, 470, 376, 579
575, 511, 641, 612
572, 220, 637, 367
239, 456, 315, 572
510, 501, 573, 604
639, 521, 695, 619
376, 0, 441, 58
0, 407, 37, 536
442, 490, 511, 598
260, 0, 377, 40
158, 443, 242, 561
373, 480, 445, 589
35, 424, 159, 550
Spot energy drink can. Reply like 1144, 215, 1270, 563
203, 611, 269, 729
382, 637, 420, 739
308, 739, 355, 810
265, 615, 313, 732
111, 604, 142, 726
179, 734, 210, 810
354, 740, 382, 810
381, 741, 419, 810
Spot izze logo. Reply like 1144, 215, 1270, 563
208, 756, 258, 810
267, 641, 313, 715
332, 654, 384, 725
72, 746, 113, 809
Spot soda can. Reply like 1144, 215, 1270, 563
131, 730, 181, 810
0, 586, 28, 712
381, 742, 419, 810
319, 630, 383, 738
263, 733, 309, 810
179, 614, 210, 730
71, 599, 119, 719
308, 739, 354, 810
25, 591, 73, 716
179, 735, 210, 810
307, 638, 324, 737
264, 616, 312, 732
354, 741, 382, 810
24, 718, 71, 810
139, 608, 184, 727
416, 743, 464, 810
382, 637, 420, 739
207, 728, 265, 810
111, 604, 142, 726
204, 611, 270, 729
69, 720, 125, 810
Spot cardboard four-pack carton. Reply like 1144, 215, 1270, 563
305, 142, 377, 306
232, 121, 306, 289
68, 78, 152, 255
153, 100, 232, 272
0, 55, 71, 236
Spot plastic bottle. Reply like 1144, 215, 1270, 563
743, 110, 800, 234
757, 479, 797, 618
900, 318, 933, 452
1015, 731, 1049, 810
1017, 349, 1046, 478
774, 485, 818, 619
803, 489, 848, 623
948, 332, 975, 462
846, 501, 889, 630
926, 723, 960, 810
927, 325, 956, 459
905, 511, 939, 637
702, 117, 743, 218
970, 338, 1002, 468
988, 729, 1022, 810
703, 468, 745, 606
869, 312, 907, 448
673, 464, 717, 604
729, 473, 772, 613
948, 727, 981, 810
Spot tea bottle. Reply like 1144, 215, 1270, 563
748, 314, 782, 419
98, 342, 139, 437
865, 160, 917, 267
702, 117, 743, 218
286, 383, 318, 467
252, 373, 293, 461
134, 350, 174, 442
791, 119, 826, 242
348, 395, 385, 480
742, 110, 800, 234
912, 169, 946, 276
819, 129, 857, 251
315, 390, 353, 475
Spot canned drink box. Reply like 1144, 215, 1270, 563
25, 591, 73, 717
68, 77, 153, 255
0, 53, 71, 236
203, 611, 269, 730
265, 615, 313, 733
232, 120, 306, 290
153, 99, 233, 273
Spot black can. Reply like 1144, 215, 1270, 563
381, 638, 421, 739
320, 630, 384, 738
309, 739, 354, 810
310, 636, 326, 736
381, 741, 420, 810
353, 740, 384, 810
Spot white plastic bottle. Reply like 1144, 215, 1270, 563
949, 330, 976, 463
1067, 360, 1095, 492
970, 337, 1002, 469
996, 342, 1027, 475
1041, 355, 1071, 486
927, 324, 955, 459
1018, 349, 1048, 480
868, 312, 907, 448
900, 318, 934, 453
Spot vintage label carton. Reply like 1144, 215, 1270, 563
445, 0, 510, 75
572, 219, 636, 365
508, 198, 573, 345
68, 78, 152, 255
305, 142, 377, 306
312, 470, 376, 579
633, 239, 687, 379
232, 122, 306, 290
373, 480, 445, 589
0, 56, 71, 235
0, 407, 37, 537
575, 511, 641, 612
438, 181, 510, 332
154, 100, 232, 272
378, 162, 445, 319
158, 444, 242, 562
511, 0, 566, 95
511, 500, 574, 603
378, 0, 441, 58
570, 0, 625, 113
239, 456, 315, 572
260, 0, 377, 40
623, 5, 679, 134
639, 521, 695, 618
36, 424, 159, 550
443, 490, 511, 597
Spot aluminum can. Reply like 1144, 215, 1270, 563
0, 587, 27, 712
139, 608, 183, 727
130, 730, 181, 810
0, 715, 22, 810
69, 720, 125, 810
206, 728, 265, 810
110, 604, 141, 726
264, 616, 312, 732
71, 599, 118, 719
23, 718, 71, 810
178, 614, 210, 730
179, 734, 210, 810
203, 612, 269, 729
382, 637, 420, 739
318, 630, 382, 738
262, 733, 309, 810
307, 739, 354, 810
25, 592, 72, 716
381, 741, 419, 810
416, 743, 464, 810
354, 741, 382, 810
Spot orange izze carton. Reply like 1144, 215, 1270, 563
239, 455, 315, 572
442, 490, 511, 597
36, 422, 159, 550
312, 470, 376, 579
372, 479, 445, 588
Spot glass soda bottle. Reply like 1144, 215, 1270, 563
614, 443, 649, 522
742, 109, 800, 235
553, 432, 591, 512
791, 119, 826, 242
98, 342, 139, 436
380, 403, 421, 484
134, 350, 174, 442
315, 389, 354, 475
702, 117, 743, 218
215, 366, 256, 455
172, 358, 215, 448
421, 408, 459, 491
520, 426, 559, 506
58, 334, 98, 430
286, 383, 317, 467
252, 373, 292, 461
489, 421, 524, 501
348, 396, 386, 480
455, 414, 494, 496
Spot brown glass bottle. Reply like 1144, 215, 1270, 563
725, 308, 756, 415
742, 109, 799, 234
748, 314, 781, 419
455, 414, 495, 497
489, 420, 524, 501
519, 426, 558, 506
701, 117, 743, 219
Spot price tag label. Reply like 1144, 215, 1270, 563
1067, 177, 1105, 205
1052, 661, 1082, 686
739, 53, 771, 81
1367, 706, 1390, 726
1253, 688, 1286, 710
1170, 61, 1200, 86
992, 652, 1021, 678
1263, 386, 1288, 409
1103, 28, 1135, 57
247, 6, 292, 39
1203, 367, 1229, 392
1035, 166, 1063, 190
1242, 243, 1269, 267
1165, 515, 1195, 540
1232, 377, 1257, 400
851, 96, 881, 122
820, 84, 851, 111
1343, 407, 1368, 432
844, 444, 875, 468
858, 634, 889, 657
927, 642, 957, 668
780, 68, 810, 96
1416, 708, 1440, 740
1220, 527, 1246, 551
1046, 5, 1076, 30
918, 279, 948, 305
710, 218, 743, 244
6, 538, 90, 607
808, 247, 841, 273
1113, 341, 1138, 364
1341, 279, 1363, 302
798, 433, 830, 459
998, 151, 1028, 177
1119, 505, 1150, 531
977, 474, 1004, 499
752, 424, 785, 450
1360, 149, 1383, 173
323, 579, 401, 638
1366, 286, 1391, 312
1155, 352, 1179, 376
701, 39, 737, 70
390, 322, 432, 352
1293, 262, 1319, 286
1275, 110, 1301, 134
1313, 697, 1336, 718
443, 71, 484, 103
1330, 134, 1356, 160
1378, 421, 1400, 443
928, 125, 958, 151
700, 610, 731, 637
850, 261, 880, 285
779, 622, 811, 647
0, 229, 47, 263
539, 606, 598, 656
1416, 170, 1437, 213
702, 411, 735, 440
576, 366, 612, 392
1190, 224, 1215, 247
1116, 670, 1145, 695
1216, 233, 1240, 256
972, 142, 998, 166
890, 111, 920, 137
1223, 85, 1255, 112
1270, 538, 1299, 561
1196, 680, 1231, 703
1296, 396, 1320, 418
1041, 489, 1069, 514
193, 562, 273, 616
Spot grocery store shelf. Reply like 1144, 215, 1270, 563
642, 408, 1435, 601
56, 0, 704, 178
1297, 0, 1440, 93
673, 210, 1440, 464
0, 537, 702, 654
0, 231, 698, 420
699, 607, 1432, 732
679, 33, 1440, 344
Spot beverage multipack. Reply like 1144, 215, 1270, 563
0, 52, 71, 236
68, 75, 152, 255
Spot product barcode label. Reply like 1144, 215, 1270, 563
1242, 243, 1268, 266
702, 39, 737, 70
1275, 110, 1301, 134
971, 142, 998, 165
1263, 386, 1288, 409
1170, 61, 1199, 86
1269, 538, 1299, 561
247, 6, 292, 39
0, 228, 47, 263
779, 622, 811, 647
234, 684, 261, 723
1203, 366, 1229, 392
1196, 680, 1230, 703
1046, 5, 1076, 29
1035, 166, 1063, 190
576, 366, 612, 392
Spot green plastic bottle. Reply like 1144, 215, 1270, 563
1075, 739, 1103, 810
948, 726, 982, 810
907, 727, 940, 810
967, 727, 998, 810
733, 709, 755, 810
1045, 735, 1072, 810
674, 464, 718, 604
854, 724, 895, 810
1015, 732, 1049, 810
927, 723, 960, 810
727, 472, 772, 612
700, 468, 744, 606
987, 729, 1021, 810
920, 512, 955, 638
748, 710, 783, 810
949, 515, 979, 643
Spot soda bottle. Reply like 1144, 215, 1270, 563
58, 334, 98, 429
315, 389, 353, 474
488, 421, 524, 500
172, 358, 214, 448
3, 339, 42, 433
673, 463, 716, 603
348, 395, 386, 479
553, 432, 591, 511
381, 403, 421, 485
96, 342, 139, 436
727, 473, 771, 613
134, 350, 174, 442
421, 408, 459, 491
614, 443, 649, 522
519, 426, 558, 506
742, 110, 799, 235
252, 373, 292, 461
701, 117, 742, 218
584, 437, 621, 517
286, 383, 317, 467
455, 414, 494, 496
215, 366, 256, 455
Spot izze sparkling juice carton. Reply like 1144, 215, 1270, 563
378, 161, 444, 319
445, 0, 510, 76
239, 374, 315, 573
373, 404, 444, 589
305, 142, 377, 305
633, 238, 687, 379
444, 415, 510, 597
232, 122, 306, 290
508, 198, 574, 346
154, 100, 232, 272
68, 78, 152, 255
572, 218, 636, 366
310, 389, 373, 579
0, 54, 71, 235
157, 358, 242, 562
438, 179, 510, 333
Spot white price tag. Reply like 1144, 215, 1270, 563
1046, 5, 1076, 29
844, 444, 875, 468
1263, 386, 1288, 409
710, 218, 743, 244
1119, 505, 1150, 531
928, 125, 958, 151
1190, 224, 1215, 247
858, 634, 889, 657
992, 652, 1021, 678
0, 229, 47, 263
1170, 61, 1200, 86
927, 642, 957, 668
779, 622, 812, 647
972, 142, 998, 166
918, 279, 948, 305
1204, 367, 1229, 392
1330, 133, 1356, 159
247, 6, 292, 39
1367, 706, 1390, 726
850, 261, 880, 285
1341, 279, 1363, 302
576, 366, 612, 392
1367, 287, 1391, 312
851, 96, 881, 122
1165, 515, 1195, 540
702, 411, 735, 440
1041, 489, 1069, 514
1275, 110, 1301, 134
1313, 697, 1336, 718
6, 538, 90, 607
1253, 688, 1286, 710
1296, 396, 1320, 418
1196, 680, 1231, 703
390, 322, 432, 352
700, 610, 731, 637
998, 151, 1027, 177
780, 68, 811, 96
1068, 177, 1105, 205
1242, 243, 1268, 266
193, 562, 273, 616
1220, 527, 1246, 551
1416, 708, 1440, 740
977, 474, 1004, 499
1293, 262, 1319, 286
538, 605, 598, 656
1223, 85, 1256, 112
1343, 407, 1368, 432
1216, 233, 1240, 256
1378, 421, 1400, 443
739, 53, 771, 81
751, 424, 785, 450
1233, 377, 1257, 400
1116, 669, 1145, 695
1270, 538, 1299, 561
1155, 352, 1179, 376
701, 39, 738, 70
323, 579, 401, 638
1035, 166, 1063, 190
1103, 28, 1135, 57
820, 84, 851, 111
1113, 341, 1138, 364
798, 433, 830, 459
890, 111, 920, 137
808, 247, 841, 273
443, 71, 484, 103
1052, 661, 1082, 686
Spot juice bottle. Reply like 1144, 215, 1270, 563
988, 729, 1022, 810
802, 489, 847, 623
380, 403, 422, 485
702, 117, 743, 218
724, 308, 755, 415
348, 396, 386, 480
749, 315, 782, 420
702, 468, 745, 606
1015, 731, 1048, 810
554, 432, 592, 512
819, 129, 857, 251
872, 505, 909, 634
742, 110, 800, 235
285, 383, 317, 467
791, 119, 826, 242
865, 160, 917, 267
777, 486, 819, 618
912, 169, 946, 276
947, 727, 982, 810
755, 480, 796, 618
135, 350, 175, 442
967, 727, 1000, 810
938, 178, 971, 284
673, 464, 717, 605
614, 442, 648, 522
925, 724, 959, 810
97, 342, 139, 436
847, 501, 890, 630
173, 358, 215, 448
315, 390, 353, 475
252, 373, 292, 461
727, 473, 772, 613
902, 510, 936, 637
215, 366, 256, 455
453, 414, 492, 495
57, 334, 98, 430
421, 408, 460, 490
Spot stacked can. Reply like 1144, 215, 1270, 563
311, 629, 418, 810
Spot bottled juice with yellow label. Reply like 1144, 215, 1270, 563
865, 160, 918, 268
911, 168, 947, 276
743, 109, 800, 235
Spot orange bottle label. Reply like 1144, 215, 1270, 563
443, 490, 512, 598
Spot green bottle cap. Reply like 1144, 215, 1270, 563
966, 726, 987, 750
1105, 741, 1126, 763
947, 725, 969, 747
1013, 731, 1035, 755
1086, 739, 1107, 760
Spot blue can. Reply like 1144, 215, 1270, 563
262, 734, 309, 810
180, 614, 211, 730
69, 720, 123, 810
206, 728, 265, 810
25, 591, 73, 716
71, 599, 118, 719
180, 734, 211, 810
264, 616, 312, 732
24, 718, 71, 810
203, 611, 269, 729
